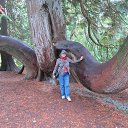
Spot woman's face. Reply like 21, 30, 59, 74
61, 53, 66, 57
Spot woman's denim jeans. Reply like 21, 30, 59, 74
58, 72, 70, 97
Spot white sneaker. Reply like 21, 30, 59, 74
61, 96, 66, 99
66, 97, 71, 102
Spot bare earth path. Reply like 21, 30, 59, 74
0, 71, 128, 128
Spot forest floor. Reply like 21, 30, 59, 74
0, 71, 128, 128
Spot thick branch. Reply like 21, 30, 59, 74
0, 35, 38, 79
55, 37, 128, 94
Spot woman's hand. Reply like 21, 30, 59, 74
80, 56, 84, 61
53, 74, 56, 79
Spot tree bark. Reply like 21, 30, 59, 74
56, 36, 128, 94
26, 0, 65, 77
0, 0, 19, 72
0, 51, 19, 72
0, 35, 38, 79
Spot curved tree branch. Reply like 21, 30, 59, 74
0, 35, 38, 79
55, 36, 128, 94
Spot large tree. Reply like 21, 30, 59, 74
26, 0, 65, 80
0, 0, 128, 94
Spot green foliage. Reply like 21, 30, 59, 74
0, 0, 32, 68
6, 0, 33, 47
62, 0, 128, 62
1, 0, 127, 64
0, 14, 11, 23
13, 58, 23, 68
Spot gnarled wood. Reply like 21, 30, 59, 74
0, 51, 19, 72
0, 35, 38, 79
26, 0, 65, 74
56, 37, 128, 94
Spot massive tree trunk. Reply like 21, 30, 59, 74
56, 37, 128, 94
0, 0, 19, 72
0, 35, 38, 79
26, 0, 65, 78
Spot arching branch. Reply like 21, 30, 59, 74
55, 36, 128, 94
0, 35, 38, 79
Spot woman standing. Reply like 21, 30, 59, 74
53, 50, 83, 102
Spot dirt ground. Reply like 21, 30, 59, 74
0, 71, 128, 128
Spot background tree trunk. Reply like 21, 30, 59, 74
26, 0, 65, 79
0, 0, 19, 72
56, 37, 128, 94
0, 35, 38, 79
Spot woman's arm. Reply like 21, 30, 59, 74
68, 56, 83, 64
52, 59, 59, 76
